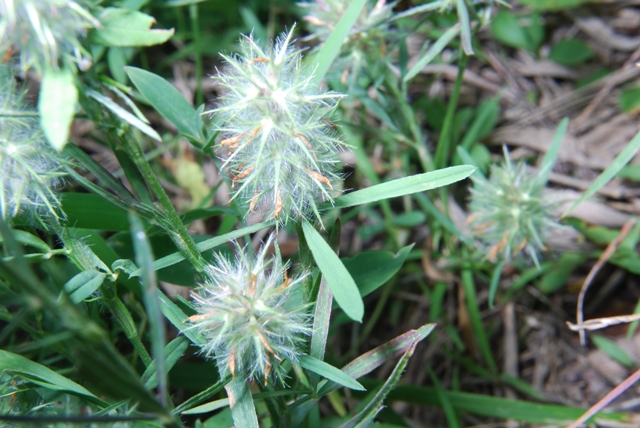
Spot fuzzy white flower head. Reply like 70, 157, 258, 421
0, 65, 66, 221
468, 147, 561, 267
300, 0, 394, 85
0, 0, 100, 73
209, 25, 348, 225
186, 235, 311, 383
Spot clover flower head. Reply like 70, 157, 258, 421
186, 235, 311, 383
300, 0, 394, 85
468, 147, 561, 266
0, 65, 66, 221
209, 25, 348, 225
0, 0, 100, 73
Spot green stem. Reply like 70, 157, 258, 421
101, 281, 152, 367
189, 3, 203, 107
122, 133, 207, 272
434, 53, 469, 169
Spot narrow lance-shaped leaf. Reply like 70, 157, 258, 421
564, 129, 640, 216
537, 117, 568, 187
404, 24, 461, 82
302, 220, 364, 322
225, 378, 259, 428
329, 165, 475, 209
0, 350, 107, 406
299, 355, 365, 391
133, 221, 274, 275
39, 67, 77, 151
340, 343, 417, 427
125, 66, 203, 141
130, 213, 168, 406
310, 0, 368, 84
63, 270, 106, 304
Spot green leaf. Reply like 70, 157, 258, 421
404, 24, 461, 82
342, 245, 413, 297
0, 349, 106, 406
226, 378, 259, 428
362, 380, 634, 425
88, 89, 161, 142
549, 39, 594, 65
157, 289, 205, 347
125, 66, 203, 141
564, 129, 640, 216
330, 165, 475, 209
61, 193, 130, 231
537, 118, 568, 187
517, 0, 597, 11
4, 230, 51, 253
310, 0, 367, 84
92, 8, 174, 47
63, 270, 106, 304
38, 67, 77, 151
135, 221, 273, 275
318, 324, 435, 397
302, 221, 364, 322
181, 398, 230, 415
341, 344, 416, 427
142, 336, 190, 389
299, 355, 365, 391
592, 335, 635, 368
491, 11, 544, 52
488, 262, 504, 308
462, 266, 498, 373
130, 213, 168, 405
619, 85, 640, 114
63, 144, 138, 206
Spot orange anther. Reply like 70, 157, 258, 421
229, 348, 237, 379
274, 189, 282, 219
306, 169, 333, 190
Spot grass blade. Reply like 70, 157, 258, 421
538, 118, 568, 187
299, 355, 365, 391
404, 24, 461, 82
310, 0, 368, 85
130, 213, 168, 406
0, 349, 106, 406
564, 129, 640, 216
133, 221, 273, 275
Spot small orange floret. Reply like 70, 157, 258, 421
233, 166, 254, 181
229, 348, 237, 379
274, 189, 282, 219
249, 189, 260, 213
306, 169, 333, 190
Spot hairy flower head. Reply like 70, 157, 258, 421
209, 25, 348, 225
186, 235, 311, 383
0, 65, 66, 221
468, 148, 561, 266
300, 0, 394, 85
0, 0, 99, 73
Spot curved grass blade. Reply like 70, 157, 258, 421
564, 129, 640, 217
310, 0, 368, 85
330, 165, 475, 209
299, 355, 365, 391
0, 350, 107, 406
132, 221, 273, 275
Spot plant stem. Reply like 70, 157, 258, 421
122, 132, 207, 272
189, 3, 203, 107
434, 53, 469, 169
101, 280, 152, 367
